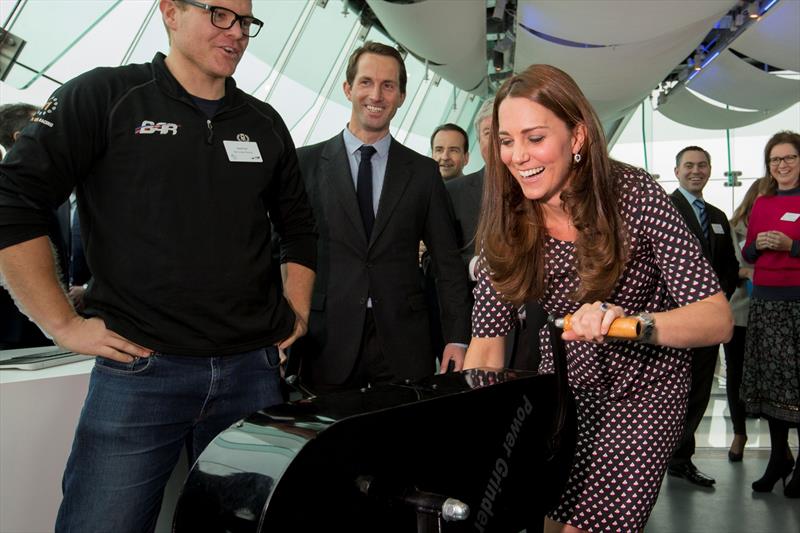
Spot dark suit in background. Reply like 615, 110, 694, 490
294, 133, 471, 389
445, 167, 484, 268
669, 189, 738, 468
0, 202, 69, 349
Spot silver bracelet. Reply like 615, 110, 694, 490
634, 312, 656, 344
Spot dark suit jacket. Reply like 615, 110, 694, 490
294, 132, 471, 385
445, 167, 484, 266
670, 189, 739, 297
0, 202, 69, 349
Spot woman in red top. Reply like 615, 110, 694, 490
741, 130, 800, 498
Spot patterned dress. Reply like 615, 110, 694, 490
472, 166, 720, 531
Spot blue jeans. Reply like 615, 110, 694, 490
55, 347, 282, 533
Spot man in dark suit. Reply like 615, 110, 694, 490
423, 123, 471, 357
668, 145, 739, 487
294, 42, 471, 392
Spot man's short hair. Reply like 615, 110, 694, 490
346, 41, 407, 94
430, 123, 469, 152
473, 98, 494, 133
163, 0, 188, 45
0, 103, 37, 149
675, 146, 711, 167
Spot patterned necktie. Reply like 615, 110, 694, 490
357, 145, 377, 237
693, 198, 709, 239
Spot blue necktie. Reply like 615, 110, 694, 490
693, 198, 709, 239
357, 145, 377, 237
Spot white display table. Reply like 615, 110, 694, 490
0, 350, 184, 533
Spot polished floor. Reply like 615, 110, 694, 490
647, 357, 800, 533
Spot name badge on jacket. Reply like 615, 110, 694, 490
223, 140, 263, 162
711, 223, 724, 235
780, 212, 800, 222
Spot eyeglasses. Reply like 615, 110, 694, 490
177, 0, 263, 38
768, 154, 799, 167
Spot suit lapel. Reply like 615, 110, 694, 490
371, 139, 413, 246
671, 190, 710, 258
322, 134, 368, 243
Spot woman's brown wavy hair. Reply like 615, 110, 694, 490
476, 64, 627, 306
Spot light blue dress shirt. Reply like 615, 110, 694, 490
342, 126, 391, 215
678, 186, 706, 228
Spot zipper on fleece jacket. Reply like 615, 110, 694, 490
206, 119, 213, 144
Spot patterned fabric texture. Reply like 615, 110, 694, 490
472, 166, 721, 530
741, 298, 800, 423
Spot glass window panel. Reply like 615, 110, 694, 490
392, 60, 427, 138
455, 91, 476, 126
2, 0, 127, 89
304, 100, 351, 145
293, 23, 361, 144
0, 76, 59, 108
273, 2, 352, 93
302, 20, 362, 145
45, 2, 156, 82
439, 87, 470, 126
125, 7, 172, 66
268, 1, 353, 138
403, 78, 456, 156
462, 95, 481, 131
247, 0, 309, 71
701, 178, 739, 216
730, 177, 760, 221
232, 53, 273, 95
609, 104, 650, 172
461, 95, 485, 174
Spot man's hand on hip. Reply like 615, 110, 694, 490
52, 315, 152, 362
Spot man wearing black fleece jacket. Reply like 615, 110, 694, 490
0, 1, 316, 531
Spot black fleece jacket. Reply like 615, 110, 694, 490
0, 53, 317, 355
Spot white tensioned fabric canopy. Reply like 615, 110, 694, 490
686, 49, 800, 112
657, 86, 780, 129
513, 10, 727, 123
658, 1, 800, 130
516, 0, 735, 45
366, 0, 487, 94
732, 0, 800, 72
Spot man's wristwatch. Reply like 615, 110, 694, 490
634, 312, 656, 344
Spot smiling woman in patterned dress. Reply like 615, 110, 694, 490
463, 65, 733, 533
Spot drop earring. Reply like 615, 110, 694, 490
573, 153, 582, 163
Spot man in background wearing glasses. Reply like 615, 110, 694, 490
0, 1, 317, 531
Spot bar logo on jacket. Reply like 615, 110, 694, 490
135, 120, 179, 135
